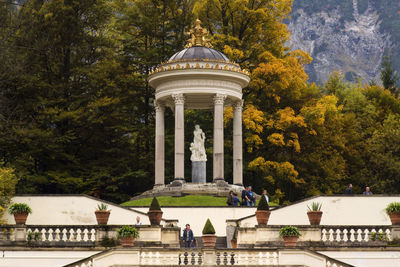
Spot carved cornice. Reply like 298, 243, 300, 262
148, 60, 250, 76
213, 94, 227, 105
172, 93, 185, 105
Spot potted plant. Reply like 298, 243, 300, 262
9, 203, 32, 224
307, 202, 323, 225
148, 197, 163, 225
255, 195, 270, 225
117, 226, 139, 247
202, 218, 217, 247
231, 226, 238, 248
279, 226, 301, 247
386, 202, 400, 225
95, 203, 111, 225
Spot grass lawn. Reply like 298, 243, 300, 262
121, 195, 277, 207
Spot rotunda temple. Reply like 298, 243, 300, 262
146, 19, 250, 195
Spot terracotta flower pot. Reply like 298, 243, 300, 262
148, 210, 163, 225
231, 239, 237, 248
307, 211, 323, 225
282, 236, 299, 247
388, 213, 400, 225
255, 210, 271, 225
120, 236, 135, 247
95, 210, 110, 225
14, 213, 28, 224
202, 234, 217, 247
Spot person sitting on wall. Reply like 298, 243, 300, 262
182, 224, 194, 248
226, 190, 234, 206
233, 193, 240, 207
363, 186, 373, 195
345, 184, 353, 195
262, 189, 269, 204
246, 186, 256, 206
241, 187, 248, 206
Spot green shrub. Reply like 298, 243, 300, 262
307, 202, 322, 211
202, 218, 216, 235
97, 203, 109, 211
386, 202, 400, 214
149, 197, 161, 211
8, 203, 32, 214
117, 226, 139, 239
257, 195, 269, 211
279, 226, 301, 237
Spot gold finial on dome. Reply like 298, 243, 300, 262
185, 19, 213, 48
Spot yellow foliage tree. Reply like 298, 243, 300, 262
0, 167, 18, 222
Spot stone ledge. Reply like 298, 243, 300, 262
132, 182, 245, 200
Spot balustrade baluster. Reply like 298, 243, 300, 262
54, 229, 61, 241
328, 229, 334, 241
385, 229, 391, 241
335, 229, 341, 242
41, 229, 47, 242
76, 229, 82, 242
356, 229, 362, 242
363, 229, 369, 242
48, 228, 54, 241
321, 229, 327, 241
349, 229, 355, 242
342, 229, 348, 242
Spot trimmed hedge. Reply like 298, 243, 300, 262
202, 218, 216, 235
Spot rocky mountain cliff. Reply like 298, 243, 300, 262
288, 0, 400, 84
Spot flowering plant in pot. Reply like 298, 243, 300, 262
117, 226, 139, 247
307, 202, 323, 225
202, 218, 217, 247
386, 202, 400, 225
255, 195, 270, 225
95, 203, 111, 225
279, 226, 301, 247
9, 203, 32, 224
148, 197, 163, 225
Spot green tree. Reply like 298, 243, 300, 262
380, 55, 399, 95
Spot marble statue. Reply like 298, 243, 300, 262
190, 125, 207, 161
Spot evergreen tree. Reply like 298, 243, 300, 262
380, 55, 399, 95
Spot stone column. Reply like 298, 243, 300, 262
213, 94, 226, 182
233, 100, 243, 185
154, 100, 165, 186
172, 93, 185, 183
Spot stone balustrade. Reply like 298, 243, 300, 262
0, 225, 180, 248
67, 248, 351, 267
237, 225, 400, 248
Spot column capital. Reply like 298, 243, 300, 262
154, 100, 165, 112
233, 100, 244, 110
172, 93, 185, 105
213, 93, 227, 105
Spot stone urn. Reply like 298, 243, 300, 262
388, 213, 400, 225
282, 236, 299, 247
148, 210, 163, 225
95, 210, 110, 225
120, 236, 135, 247
202, 234, 217, 247
14, 213, 29, 224
307, 211, 323, 225
255, 210, 271, 225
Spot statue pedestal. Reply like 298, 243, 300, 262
192, 161, 206, 183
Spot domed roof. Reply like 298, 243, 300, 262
168, 46, 229, 62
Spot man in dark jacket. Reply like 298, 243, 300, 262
345, 184, 353, 195
182, 224, 194, 248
